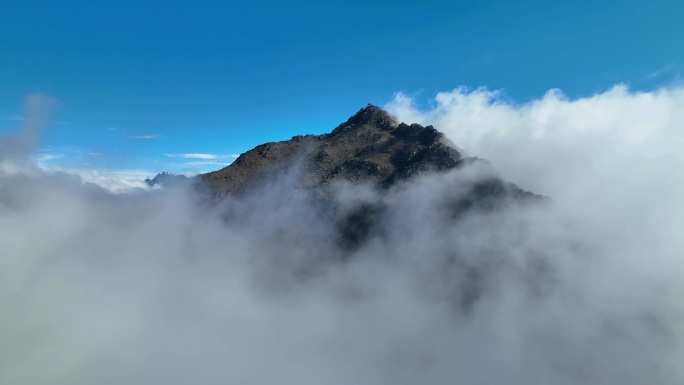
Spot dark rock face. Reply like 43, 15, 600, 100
336, 202, 386, 252
145, 172, 190, 187
201, 104, 467, 195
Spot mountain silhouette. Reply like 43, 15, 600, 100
202, 104, 490, 194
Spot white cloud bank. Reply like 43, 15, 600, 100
385, 84, 684, 233
1, 86, 684, 384
50, 167, 155, 193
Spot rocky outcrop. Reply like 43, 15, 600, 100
145, 172, 190, 187
201, 104, 468, 195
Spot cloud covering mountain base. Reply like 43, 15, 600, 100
2, 86, 684, 384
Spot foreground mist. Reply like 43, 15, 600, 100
2, 86, 683, 384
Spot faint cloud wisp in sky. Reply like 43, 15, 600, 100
128, 134, 162, 139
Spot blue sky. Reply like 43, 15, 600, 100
1, 0, 682, 174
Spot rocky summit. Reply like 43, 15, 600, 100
201, 104, 474, 195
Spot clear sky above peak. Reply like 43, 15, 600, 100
1, 0, 682, 174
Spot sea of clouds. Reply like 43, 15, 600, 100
1, 86, 683, 384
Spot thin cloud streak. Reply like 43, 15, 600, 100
1, 115, 69, 124
129, 135, 162, 139
181, 160, 232, 166
0, 115, 25, 121
165, 153, 239, 159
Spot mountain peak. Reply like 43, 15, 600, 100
145, 172, 190, 187
199, 103, 544, 207
336, 104, 396, 132
201, 104, 466, 195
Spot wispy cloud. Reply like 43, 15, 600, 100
34, 153, 64, 163
164, 153, 239, 160
1, 115, 69, 125
0, 115, 25, 121
32, 146, 101, 168
39, 145, 86, 153
129, 135, 162, 139
181, 160, 233, 166
645, 63, 677, 79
